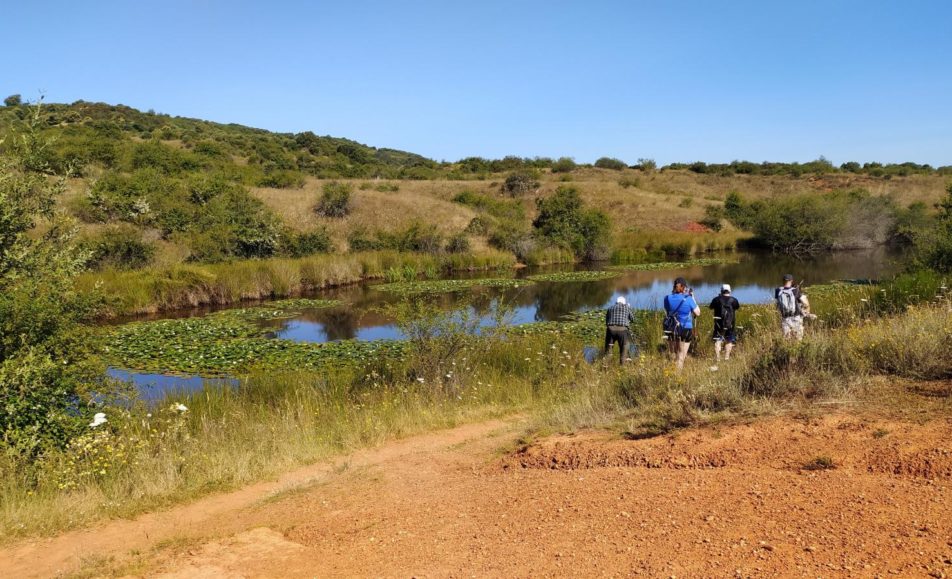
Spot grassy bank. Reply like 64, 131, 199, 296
3, 272, 951, 540
79, 249, 517, 317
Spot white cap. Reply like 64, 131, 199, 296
721, 284, 731, 293
616, 296, 627, 305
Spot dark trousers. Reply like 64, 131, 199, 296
604, 325, 630, 365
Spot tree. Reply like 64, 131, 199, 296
316, 181, 353, 218
551, 157, 577, 173
636, 158, 657, 172
532, 186, 611, 260
594, 157, 626, 171
502, 170, 540, 197
1, 108, 106, 460
3, 94, 21, 107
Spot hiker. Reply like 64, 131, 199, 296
709, 283, 740, 364
775, 274, 810, 340
663, 277, 701, 371
604, 296, 635, 365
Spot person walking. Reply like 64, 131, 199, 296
663, 277, 701, 371
709, 283, 740, 365
604, 296, 635, 365
775, 274, 810, 340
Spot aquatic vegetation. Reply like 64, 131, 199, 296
607, 257, 739, 271
525, 271, 621, 282
209, 298, 342, 321
372, 277, 532, 294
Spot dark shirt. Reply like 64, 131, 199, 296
709, 295, 740, 331
605, 303, 635, 327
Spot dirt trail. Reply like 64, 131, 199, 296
4, 410, 952, 578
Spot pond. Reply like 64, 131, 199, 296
111, 248, 899, 398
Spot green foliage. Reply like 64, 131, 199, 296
699, 204, 725, 232
83, 225, 155, 270
3, 94, 21, 107
724, 189, 898, 254
316, 181, 352, 218
256, 169, 305, 189
452, 190, 525, 221
636, 158, 656, 172
445, 232, 471, 254
526, 271, 620, 282
501, 170, 540, 196
286, 228, 333, 257
594, 157, 627, 171
0, 108, 106, 461
374, 277, 530, 295
532, 186, 611, 260
550, 157, 577, 173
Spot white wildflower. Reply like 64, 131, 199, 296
417, 377, 425, 383
171, 403, 188, 413
89, 412, 107, 428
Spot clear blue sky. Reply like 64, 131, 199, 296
4, 0, 951, 165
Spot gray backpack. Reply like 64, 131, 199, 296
777, 287, 798, 317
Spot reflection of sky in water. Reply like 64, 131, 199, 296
274, 281, 781, 344
107, 367, 238, 402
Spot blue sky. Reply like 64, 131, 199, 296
4, 0, 950, 165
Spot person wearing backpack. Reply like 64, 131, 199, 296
709, 283, 740, 363
663, 277, 701, 370
775, 274, 810, 340
604, 296, 635, 365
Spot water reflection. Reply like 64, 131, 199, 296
107, 368, 240, 401
265, 249, 899, 345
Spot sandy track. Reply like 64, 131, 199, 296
4, 410, 952, 577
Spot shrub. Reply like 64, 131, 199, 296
317, 181, 353, 218
502, 170, 540, 197
532, 186, 611, 260
4, 94, 21, 107
84, 225, 155, 270
594, 157, 627, 171
636, 158, 657, 172
699, 205, 725, 232
0, 114, 107, 462
257, 169, 305, 189
678, 197, 693, 208
618, 176, 640, 188
287, 228, 333, 257
551, 157, 577, 173
445, 233, 471, 254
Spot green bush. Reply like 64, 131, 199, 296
532, 186, 611, 260
699, 205, 725, 232
501, 170, 540, 197
594, 157, 627, 171
445, 233, 471, 254
0, 115, 107, 462
257, 169, 305, 189
287, 228, 333, 257
317, 181, 353, 218
4, 94, 21, 107
84, 225, 155, 270
551, 157, 577, 173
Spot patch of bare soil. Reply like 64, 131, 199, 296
4, 411, 952, 577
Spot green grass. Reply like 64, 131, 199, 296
79, 250, 517, 317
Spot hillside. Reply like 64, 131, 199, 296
2, 99, 950, 271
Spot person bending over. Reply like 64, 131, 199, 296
604, 296, 635, 365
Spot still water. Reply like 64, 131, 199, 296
262, 249, 897, 344
112, 248, 899, 398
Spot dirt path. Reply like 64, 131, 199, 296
4, 409, 952, 577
